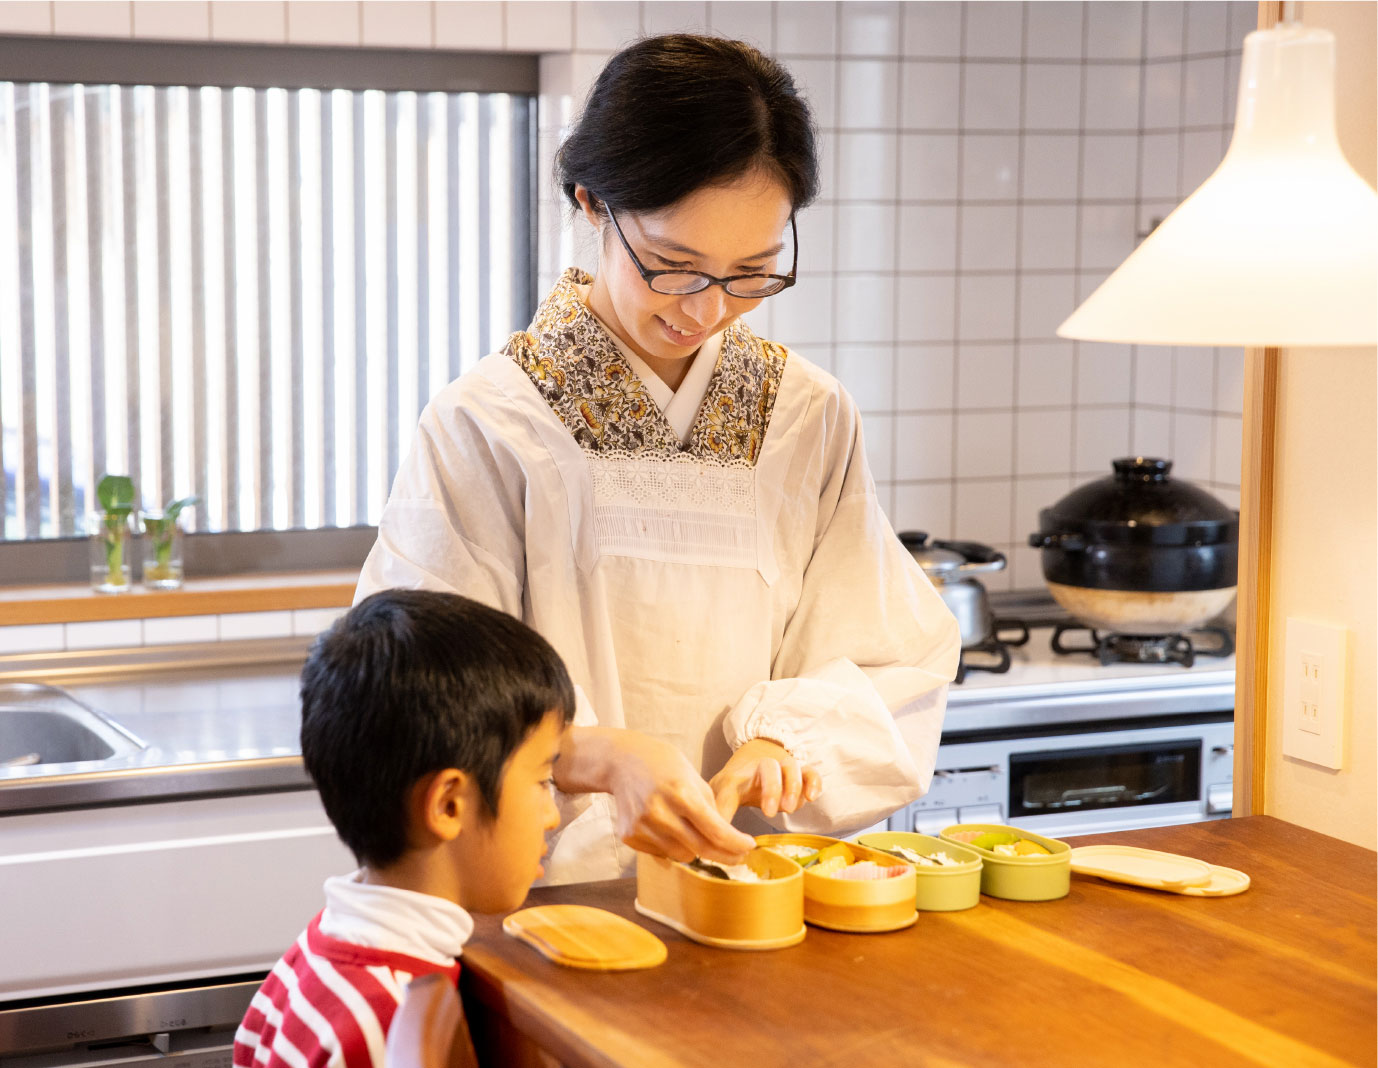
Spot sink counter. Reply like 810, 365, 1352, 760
0, 641, 312, 813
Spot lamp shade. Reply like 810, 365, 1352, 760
1058, 25, 1378, 347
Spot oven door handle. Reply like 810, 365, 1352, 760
1024, 781, 1175, 810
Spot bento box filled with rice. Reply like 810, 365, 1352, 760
939, 823, 1071, 901
633, 847, 805, 950
756, 833, 918, 932
855, 831, 983, 912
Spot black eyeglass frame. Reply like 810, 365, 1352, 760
603, 204, 798, 299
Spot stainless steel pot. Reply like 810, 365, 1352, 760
899, 532, 1006, 647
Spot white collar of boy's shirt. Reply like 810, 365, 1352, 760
319, 870, 474, 966
574, 281, 723, 446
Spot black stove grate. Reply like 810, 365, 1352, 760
1049, 623, 1234, 668
955, 619, 1031, 684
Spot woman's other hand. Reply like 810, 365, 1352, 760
710, 738, 822, 822
555, 726, 756, 864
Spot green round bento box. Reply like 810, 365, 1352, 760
939, 824, 1071, 901
856, 831, 983, 911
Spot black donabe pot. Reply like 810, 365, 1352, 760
1028, 457, 1239, 635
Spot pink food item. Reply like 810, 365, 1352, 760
946, 830, 982, 843
829, 862, 909, 881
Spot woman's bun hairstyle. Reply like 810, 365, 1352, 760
555, 34, 819, 216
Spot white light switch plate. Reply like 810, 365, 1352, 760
1281, 617, 1349, 770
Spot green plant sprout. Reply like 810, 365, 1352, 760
143, 495, 199, 582
95, 475, 136, 588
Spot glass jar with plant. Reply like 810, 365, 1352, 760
141, 495, 199, 590
90, 474, 136, 593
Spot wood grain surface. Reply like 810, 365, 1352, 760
459, 817, 1376, 1068
0, 570, 356, 624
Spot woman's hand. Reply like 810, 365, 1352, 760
555, 726, 756, 864
709, 738, 822, 822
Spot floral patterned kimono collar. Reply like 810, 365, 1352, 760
507, 268, 788, 466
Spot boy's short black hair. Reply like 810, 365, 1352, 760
300, 589, 576, 868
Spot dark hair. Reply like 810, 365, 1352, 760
555, 34, 819, 216
299, 589, 575, 868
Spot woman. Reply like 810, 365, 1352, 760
357, 35, 960, 884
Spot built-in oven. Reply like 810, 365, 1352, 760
889, 653, 1236, 840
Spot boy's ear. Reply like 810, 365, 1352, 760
413, 769, 473, 844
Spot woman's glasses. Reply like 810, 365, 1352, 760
604, 205, 798, 298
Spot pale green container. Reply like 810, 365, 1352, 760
856, 831, 983, 912
939, 824, 1071, 902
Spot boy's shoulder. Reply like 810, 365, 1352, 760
234, 914, 460, 1068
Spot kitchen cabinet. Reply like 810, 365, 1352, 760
458, 817, 1375, 1068
0, 652, 354, 999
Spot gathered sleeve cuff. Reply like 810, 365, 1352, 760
723, 658, 950, 835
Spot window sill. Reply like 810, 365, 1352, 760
0, 570, 358, 625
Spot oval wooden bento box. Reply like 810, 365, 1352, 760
634, 848, 806, 950
756, 833, 918, 933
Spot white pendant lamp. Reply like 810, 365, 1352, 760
1058, 23, 1378, 347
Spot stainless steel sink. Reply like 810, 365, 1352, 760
0, 683, 146, 769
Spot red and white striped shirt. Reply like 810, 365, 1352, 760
234, 874, 470, 1068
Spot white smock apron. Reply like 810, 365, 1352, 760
356, 268, 961, 884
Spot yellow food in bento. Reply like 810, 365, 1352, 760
811, 855, 849, 878
992, 839, 1053, 857
813, 842, 855, 867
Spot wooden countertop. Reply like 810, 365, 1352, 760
460, 817, 1376, 1068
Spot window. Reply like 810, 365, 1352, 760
0, 40, 536, 545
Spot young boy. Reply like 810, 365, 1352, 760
233, 589, 574, 1068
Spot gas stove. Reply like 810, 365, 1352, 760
891, 593, 1238, 839
951, 594, 1235, 697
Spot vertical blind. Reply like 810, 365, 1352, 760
0, 80, 534, 541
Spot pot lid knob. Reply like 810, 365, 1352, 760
1113, 456, 1172, 482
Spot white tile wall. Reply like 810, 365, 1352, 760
839, 1, 900, 58
56, 1, 132, 36
66, 619, 143, 650
706, 1, 772, 48
902, 2, 961, 59
1024, 2, 1082, 61
435, 1, 504, 49
639, 1, 707, 39
286, 1, 361, 46
0, 2, 52, 33
0, 608, 351, 655
1085, 2, 1143, 61
293, 606, 349, 636
218, 610, 295, 641
26, 0, 1253, 593
209, 1, 286, 42
360, 0, 432, 48
132, 1, 211, 39
505, 0, 572, 51
0, 624, 66, 655
143, 614, 220, 645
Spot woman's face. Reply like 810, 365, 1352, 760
578, 171, 794, 375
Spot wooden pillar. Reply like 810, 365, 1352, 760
1231, 0, 1287, 816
